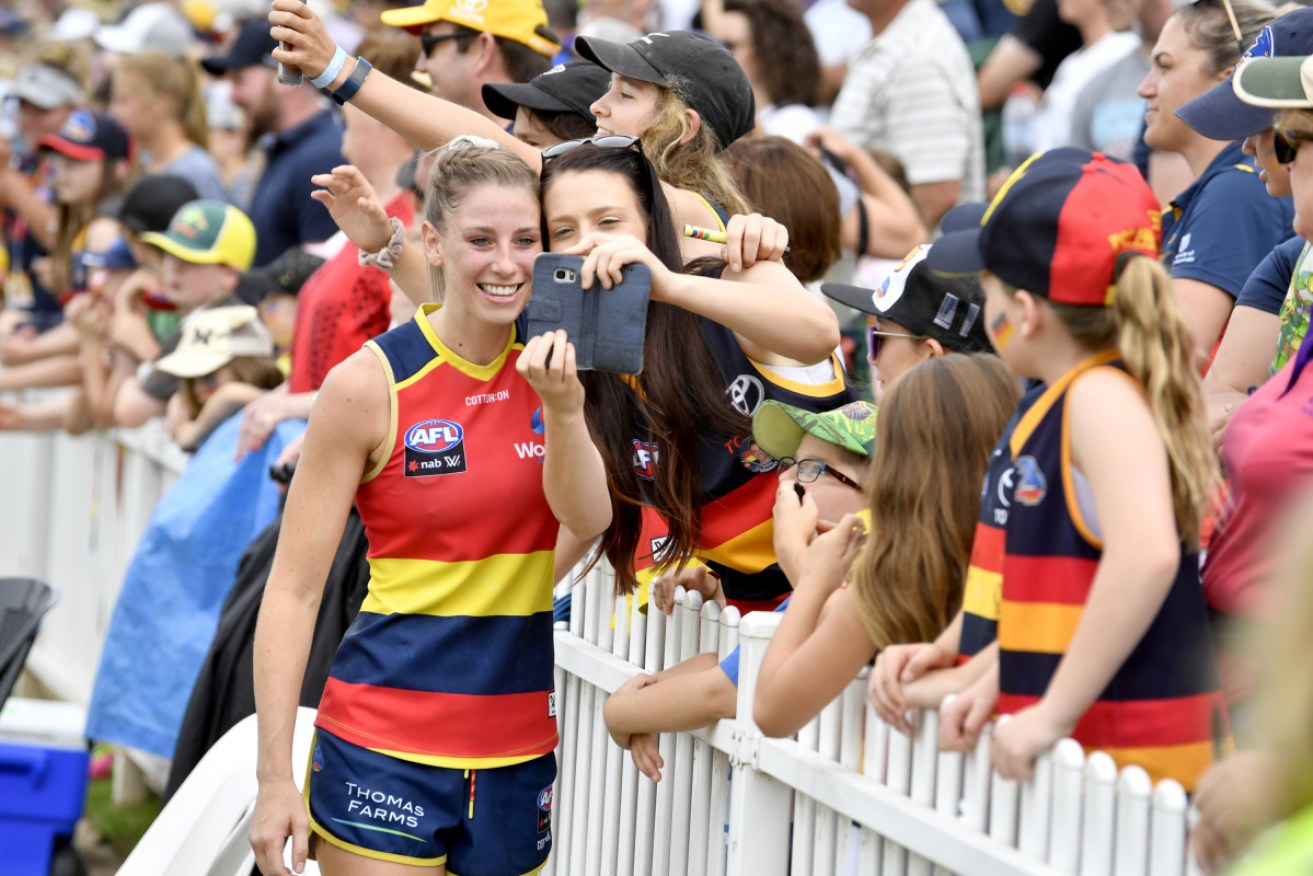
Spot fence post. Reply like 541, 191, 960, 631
724, 611, 789, 876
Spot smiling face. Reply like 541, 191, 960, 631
542, 168, 650, 249
1138, 14, 1227, 154
423, 183, 543, 328
589, 74, 662, 138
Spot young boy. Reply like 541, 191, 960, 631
604, 400, 875, 781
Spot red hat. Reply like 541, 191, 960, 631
928, 149, 1161, 307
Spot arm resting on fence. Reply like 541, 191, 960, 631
603, 652, 736, 748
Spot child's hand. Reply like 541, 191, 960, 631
516, 330, 584, 417
795, 512, 862, 596
869, 642, 954, 735
938, 661, 998, 751
630, 733, 663, 782
991, 703, 1072, 781
651, 565, 721, 615
772, 479, 818, 584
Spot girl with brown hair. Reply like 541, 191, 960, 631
109, 51, 226, 201
752, 354, 1019, 737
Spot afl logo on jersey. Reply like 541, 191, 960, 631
404, 419, 469, 477
633, 440, 658, 480
1014, 456, 1047, 506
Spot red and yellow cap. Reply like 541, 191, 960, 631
927, 148, 1161, 307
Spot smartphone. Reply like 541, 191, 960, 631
525, 253, 651, 374
277, 1, 305, 86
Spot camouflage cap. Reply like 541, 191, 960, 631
752, 400, 877, 462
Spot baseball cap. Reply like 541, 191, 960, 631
381, 0, 561, 57
154, 305, 274, 378
141, 200, 257, 271
117, 175, 201, 235
81, 238, 138, 272
200, 17, 277, 75
927, 149, 1161, 307
95, 2, 195, 57
574, 31, 755, 148
483, 61, 610, 124
1233, 52, 1313, 108
1177, 9, 1313, 139
752, 400, 878, 462
239, 247, 325, 299
40, 110, 131, 162
822, 245, 990, 353
11, 63, 84, 111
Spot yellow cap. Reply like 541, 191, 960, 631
381, 0, 560, 58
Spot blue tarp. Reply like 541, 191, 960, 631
85, 413, 306, 758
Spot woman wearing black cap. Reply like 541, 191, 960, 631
482, 60, 610, 148
268, 0, 760, 257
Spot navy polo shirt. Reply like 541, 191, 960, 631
1238, 235, 1306, 316
1161, 141, 1295, 299
248, 110, 345, 268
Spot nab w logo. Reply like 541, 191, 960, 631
405, 420, 464, 453
404, 419, 469, 477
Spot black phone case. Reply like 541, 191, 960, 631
524, 253, 651, 374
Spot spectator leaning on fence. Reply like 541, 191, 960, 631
896, 148, 1228, 791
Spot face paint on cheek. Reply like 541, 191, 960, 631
991, 312, 1015, 349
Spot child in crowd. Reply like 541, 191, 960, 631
158, 305, 285, 452
876, 148, 1226, 790
753, 354, 1018, 737
604, 398, 876, 780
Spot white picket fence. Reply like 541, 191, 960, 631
549, 563, 1205, 876
0, 406, 1205, 874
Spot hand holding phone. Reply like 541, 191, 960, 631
277, 0, 305, 85
525, 253, 651, 374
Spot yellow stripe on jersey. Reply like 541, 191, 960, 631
700, 517, 777, 573
362, 551, 556, 617
748, 353, 847, 398
962, 566, 1002, 621
362, 343, 399, 484
997, 600, 1083, 654
1099, 740, 1220, 791
371, 748, 542, 769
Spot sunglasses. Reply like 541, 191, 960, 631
1275, 128, 1313, 165
420, 30, 476, 54
777, 457, 863, 490
866, 324, 924, 361
541, 134, 641, 160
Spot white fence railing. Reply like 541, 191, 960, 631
550, 564, 1204, 876
0, 410, 1203, 875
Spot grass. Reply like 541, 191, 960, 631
83, 775, 160, 858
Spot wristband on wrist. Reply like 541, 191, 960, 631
310, 45, 348, 90
331, 57, 373, 106
358, 216, 407, 270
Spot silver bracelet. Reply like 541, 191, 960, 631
357, 216, 407, 270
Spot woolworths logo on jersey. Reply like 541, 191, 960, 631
515, 440, 546, 462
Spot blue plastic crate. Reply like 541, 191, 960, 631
0, 699, 88, 876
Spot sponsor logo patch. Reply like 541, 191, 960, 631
403, 418, 468, 477
633, 440, 658, 480
1014, 456, 1047, 506
537, 785, 553, 832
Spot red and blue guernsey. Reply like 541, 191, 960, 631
316, 305, 560, 768
996, 350, 1227, 789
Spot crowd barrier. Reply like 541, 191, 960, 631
0, 410, 1203, 874
549, 565, 1204, 876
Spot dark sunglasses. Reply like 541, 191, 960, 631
777, 457, 863, 490
1275, 128, 1313, 165
541, 134, 641, 160
866, 324, 924, 361
420, 30, 476, 54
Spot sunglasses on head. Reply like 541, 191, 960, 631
865, 322, 924, 361
420, 30, 476, 54
1274, 128, 1313, 165
541, 134, 641, 160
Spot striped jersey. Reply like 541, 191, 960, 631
315, 305, 560, 768
995, 350, 1226, 789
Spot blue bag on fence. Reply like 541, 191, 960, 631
85, 413, 307, 758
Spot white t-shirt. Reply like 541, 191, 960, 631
804, 0, 873, 66
830, 0, 985, 202
760, 103, 823, 144
1031, 31, 1141, 153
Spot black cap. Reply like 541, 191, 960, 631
117, 174, 201, 235
239, 246, 326, 300
822, 244, 991, 353
574, 31, 755, 149
200, 17, 277, 75
483, 61, 610, 125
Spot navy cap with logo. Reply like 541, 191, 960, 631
928, 148, 1161, 307
574, 31, 755, 149
822, 245, 991, 353
483, 61, 610, 125
1177, 8, 1313, 140
200, 17, 277, 76
40, 110, 131, 163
